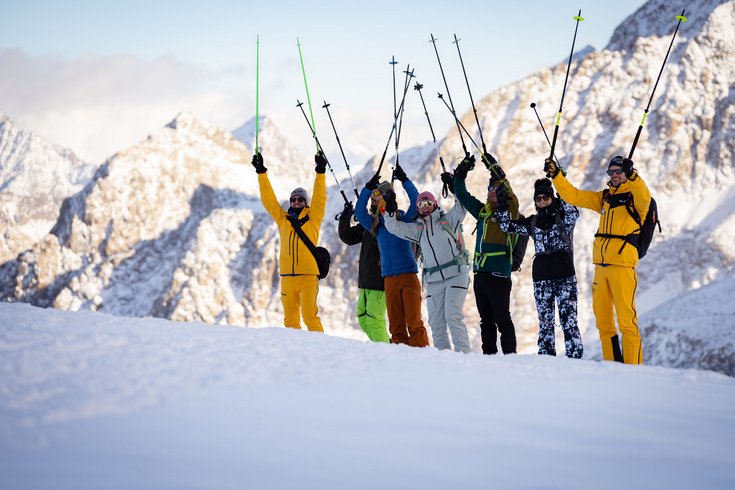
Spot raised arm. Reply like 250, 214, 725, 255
383, 212, 422, 243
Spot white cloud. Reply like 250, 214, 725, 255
0, 48, 254, 162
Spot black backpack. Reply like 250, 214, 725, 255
598, 190, 661, 259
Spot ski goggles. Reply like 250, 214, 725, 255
607, 168, 624, 176
417, 200, 435, 209
371, 190, 384, 197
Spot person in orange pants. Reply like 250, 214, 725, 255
354, 165, 429, 347
251, 151, 327, 332
545, 156, 651, 364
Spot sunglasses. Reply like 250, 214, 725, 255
371, 190, 383, 197
487, 185, 497, 191
290, 196, 305, 203
534, 194, 552, 203
417, 200, 435, 209
607, 168, 624, 176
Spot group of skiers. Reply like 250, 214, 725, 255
251, 149, 650, 365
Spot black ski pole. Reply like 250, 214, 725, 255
452, 33, 493, 168
415, 81, 449, 197
390, 56, 398, 120
322, 101, 359, 199
530, 102, 561, 165
392, 65, 413, 176
430, 34, 467, 154
437, 92, 505, 180
628, 9, 687, 159
547, 10, 584, 176
376, 65, 413, 176
296, 100, 348, 204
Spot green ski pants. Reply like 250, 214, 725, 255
357, 288, 390, 343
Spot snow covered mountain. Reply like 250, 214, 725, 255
0, 0, 733, 375
402, 0, 735, 366
0, 114, 96, 263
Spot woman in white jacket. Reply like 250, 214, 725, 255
382, 190, 471, 353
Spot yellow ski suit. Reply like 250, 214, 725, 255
552, 170, 651, 364
258, 172, 326, 332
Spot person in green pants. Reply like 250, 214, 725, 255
338, 201, 390, 342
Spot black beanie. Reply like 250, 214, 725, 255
534, 178, 554, 199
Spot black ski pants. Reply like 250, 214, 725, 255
473, 272, 516, 354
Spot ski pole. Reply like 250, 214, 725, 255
392, 65, 413, 175
296, 37, 318, 153
429, 33, 467, 154
437, 92, 505, 180
452, 33, 492, 167
255, 35, 261, 154
376, 65, 413, 176
547, 10, 584, 176
296, 100, 348, 204
390, 56, 398, 120
530, 102, 561, 165
322, 101, 359, 199
628, 9, 687, 159
414, 81, 449, 197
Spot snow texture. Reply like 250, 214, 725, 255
1, 302, 734, 489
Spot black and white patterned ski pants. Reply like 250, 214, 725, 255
533, 276, 583, 358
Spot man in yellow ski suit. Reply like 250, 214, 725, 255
545, 156, 650, 364
251, 151, 327, 332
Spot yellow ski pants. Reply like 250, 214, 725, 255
592, 265, 643, 364
281, 275, 324, 332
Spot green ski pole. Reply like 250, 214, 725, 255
255, 35, 260, 154
296, 37, 317, 151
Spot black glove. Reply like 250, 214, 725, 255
454, 153, 476, 180
440, 171, 455, 194
365, 173, 381, 191
481, 152, 498, 169
392, 164, 408, 183
314, 151, 327, 174
495, 185, 509, 212
489, 162, 506, 182
338, 201, 353, 222
621, 158, 635, 178
251, 153, 267, 174
544, 158, 560, 178
383, 189, 398, 214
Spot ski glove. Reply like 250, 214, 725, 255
621, 158, 635, 178
481, 152, 498, 169
440, 171, 455, 194
544, 158, 560, 178
315, 151, 328, 174
251, 153, 267, 174
339, 201, 354, 221
365, 173, 381, 191
392, 164, 408, 183
383, 189, 398, 215
454, 153, 476, 180
489, 162, 506, 182
495, 185, 509, 212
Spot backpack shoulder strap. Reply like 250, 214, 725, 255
286, 214, 319, 257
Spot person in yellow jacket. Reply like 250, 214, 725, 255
251, 151, 327, 332
544, 155, 650, 364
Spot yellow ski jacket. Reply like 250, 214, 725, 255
258, 172, 326, 275
552, 171, 650, 267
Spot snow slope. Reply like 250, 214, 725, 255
1, 303, 734, 490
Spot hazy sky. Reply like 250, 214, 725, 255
0, 0, 646, 163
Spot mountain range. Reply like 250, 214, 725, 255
0, 0, 733, 374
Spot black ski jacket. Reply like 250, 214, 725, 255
338, 210, 384, 291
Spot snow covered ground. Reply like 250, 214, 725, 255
1, 303, 734, 490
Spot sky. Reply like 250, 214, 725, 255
1, 301, 734, 488
0, 0, 646, 163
